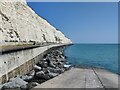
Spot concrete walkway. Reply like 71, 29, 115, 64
0, 43, 71, 54
33, 68, 119, 89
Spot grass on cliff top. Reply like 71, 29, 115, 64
0, 44, 33, 49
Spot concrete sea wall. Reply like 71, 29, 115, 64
0, 44, 69, 84
0, 0, 72, 86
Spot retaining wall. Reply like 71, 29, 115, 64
0, 44, 69, 84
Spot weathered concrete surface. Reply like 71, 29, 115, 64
33, 68, 118, 89
93, 68, 119, 88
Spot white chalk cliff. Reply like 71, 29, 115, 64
0, 0, 72, 45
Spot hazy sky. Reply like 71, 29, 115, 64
28, 2, 118, 43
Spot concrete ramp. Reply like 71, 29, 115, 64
33, 68, 118, 89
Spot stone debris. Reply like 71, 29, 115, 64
0, 47, 71, 90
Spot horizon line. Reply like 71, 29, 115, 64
26, 0, 119, 2
73, 43, 119, 44
1, 0, 119, 2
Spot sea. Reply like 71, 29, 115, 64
65, 44, 119, 74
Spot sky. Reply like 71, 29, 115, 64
28, 2, 118, 43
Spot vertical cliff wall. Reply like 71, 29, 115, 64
0, 0, 72, 46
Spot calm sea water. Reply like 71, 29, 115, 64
65, 44, 118, 74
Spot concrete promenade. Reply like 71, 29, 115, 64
33, 68, 119, 89
0, 43, 70, 54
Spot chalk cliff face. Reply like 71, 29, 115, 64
0, 0, 72, 45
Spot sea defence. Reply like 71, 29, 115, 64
33, 68, 119, 89
0, 44, 70, 84
0, 0, 72, 85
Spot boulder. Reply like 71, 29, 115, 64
46, 57, 51, 65
2, 82, 21, 90
56, 50, 63, 55
64, 65, 71, 68
2, 77, 28, 90
49, 62, 56, 68
48, 67, 64, 74
27, 70, 35, 76
48, 67, 58, 73
28, 82, 39, 89
49, 73, 58, 78
36, 71, 45, 77
34, 65, 42, 71
58, 62, 64, 68
21, 75, 33, 82
64, 65, 71, 70
59, 68, 65, 74
0, 85, 3, 90
59, 55, 65, 59
38, 61, 48, 68
42, 68, 50, 74
36, 71, 50, 80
